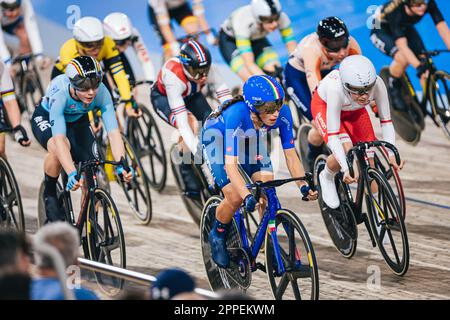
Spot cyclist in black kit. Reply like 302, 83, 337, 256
370, 0, 450, 111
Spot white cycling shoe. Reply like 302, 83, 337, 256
319, 167, 340, 209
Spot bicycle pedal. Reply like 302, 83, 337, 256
256, 262, 266, 273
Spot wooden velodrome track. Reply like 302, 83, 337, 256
8, 72, 450, 300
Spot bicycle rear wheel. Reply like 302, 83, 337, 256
86, 188, 126, 296
169, 143, 204, 225
265, 209, 319, 300
118, 135, 153, 225
22, 73, 43, 120
429, 71, 450, 140
200, 196, 250, 291
365, 168, 409, 276
0, 157, 25, 231
127, 105, 167, 191
314, 155, 357, 259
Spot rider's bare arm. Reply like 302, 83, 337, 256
348, 37, 362, 55
283, 148, 308, 187
303, 49, 322, 93
436, 21, 450, 50
241, 51, 265, 76
192, 0, 210, 34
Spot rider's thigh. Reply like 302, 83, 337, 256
0, 134, 5, 158
251, 170, 274, 183
308, 126, 324, 146
46, 136, 71, 155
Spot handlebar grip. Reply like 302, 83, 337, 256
75, 162, 83, 182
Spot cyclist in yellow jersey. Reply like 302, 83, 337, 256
51, 17, 139, 118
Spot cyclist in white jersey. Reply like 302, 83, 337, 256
104, 12, 156, 85
311, 55, 403, 209
218, 0, 296, 81
0, 0, 50, 70
0, 59, 29, 158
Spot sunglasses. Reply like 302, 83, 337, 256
409, 0, 428, 7
115, 37, 131, 47
254, 99, 283, 114
321, 36, 349, 53
259, 14, 280, 24
78, 39, 104, 49
344, 82, 375, 96
186, 65, 210, 80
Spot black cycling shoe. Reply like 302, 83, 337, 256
179, 162, 201, 195
44, 195, 66, 223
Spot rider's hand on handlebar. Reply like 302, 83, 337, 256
300, 184, 318, 201
13, 125, 30, 147
116, 165, 135, 183
126, 105, 142, 118
343, 170, 357, 184
36, 55, 52, 70
389, 155, 405, 171
66, 171, 83, 191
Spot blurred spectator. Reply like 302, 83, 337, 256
0, 230, 32, 300
31, 222, 98, 300
150, 268, 204, 300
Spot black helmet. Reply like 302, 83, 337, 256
317, 17, 350, 52
179, 40, 212, 80
65, 56, 103, 90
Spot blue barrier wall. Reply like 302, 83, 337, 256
33, 0, 449, 86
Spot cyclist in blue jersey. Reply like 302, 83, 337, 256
201, 75, 318, 268
31, 56, 133, 223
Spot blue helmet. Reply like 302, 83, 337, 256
243, 75, 285, 114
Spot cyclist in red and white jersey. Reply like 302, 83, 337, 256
151, 39, 231, 196
312, 55, 403, 209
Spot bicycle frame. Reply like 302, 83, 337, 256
233, 186, 286, 276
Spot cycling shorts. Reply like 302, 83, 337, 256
311, 91, 376, 145
284, 62, 332, 121
150, 86, 212, 127
148, 2, 195, 45
31, 105, 99, 163
202, 134, 273, 189
370, 27, 426, 58
218, 30, 280, 73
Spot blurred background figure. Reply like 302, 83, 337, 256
31, 222, 98, 300
150, 267, 204, 300
0, 229, 32, 300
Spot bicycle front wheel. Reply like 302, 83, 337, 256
86, 188, 126, 296
429, 71, 450, 140
127, 105, 167, 191
118, 135, 153, 225
365, 167, 409, 276
0, 157, 25, 231
264, 209, 319, 300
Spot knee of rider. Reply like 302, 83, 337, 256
308, 129, 323, 146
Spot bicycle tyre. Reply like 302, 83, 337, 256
200, 196, 249, 291
314, 155, 357, 259
86, 188, 126, 296
118, 135, 153, 225
127, 105, 167, 192
373, 146, 406, 220
169, 143, 203, 225
365, 167, 409, 276
264, 209, 319, 300
429, 71, 450, 141
0, 157, 25, 231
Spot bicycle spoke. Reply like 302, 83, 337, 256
291, 280, 302, 300
275, 274, 289, 299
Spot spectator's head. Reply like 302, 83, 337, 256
0, 229, 31, 277
150, 268, 195, 300
33, 222, 80, 272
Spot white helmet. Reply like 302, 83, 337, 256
103, 12, 133, 41
73, 17, 104, 43
251, 0, 282, 22
339, 55, 377, 94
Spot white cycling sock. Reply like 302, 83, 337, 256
323, 164, 336, 181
